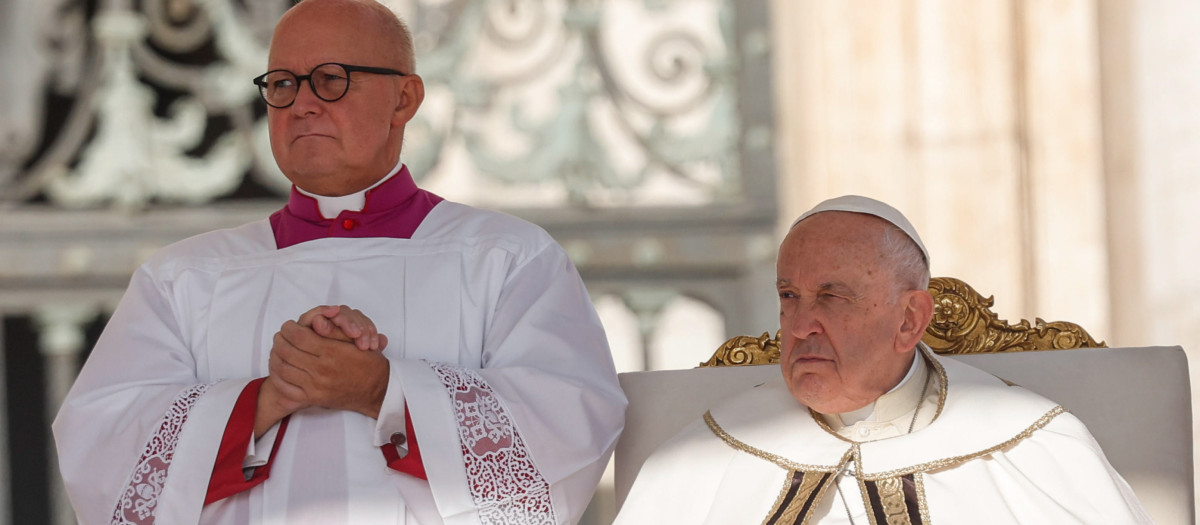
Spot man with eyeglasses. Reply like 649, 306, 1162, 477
53, 1, 626, 523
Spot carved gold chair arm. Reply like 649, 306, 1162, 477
700, 331, 781, 367
700, 276, 1105, 367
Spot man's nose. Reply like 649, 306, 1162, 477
785, 303, 823, 340
290, 80, 323, 116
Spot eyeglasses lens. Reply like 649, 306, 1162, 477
311, 64, 350, 101
258, 64, 351, 108
260, 71, 297, 107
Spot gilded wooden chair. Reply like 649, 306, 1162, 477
615, 277, 1192, 524
701, 277, 1104, 367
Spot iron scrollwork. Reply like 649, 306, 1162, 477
2, 0, 751, 210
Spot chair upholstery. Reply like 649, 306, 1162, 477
614, 277, 1193, 524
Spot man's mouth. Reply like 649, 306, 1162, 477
293, 133, 333, 143
788, 350, 835, 366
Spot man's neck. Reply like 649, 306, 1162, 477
296, 157, 404, 220
824, 351, 929, 437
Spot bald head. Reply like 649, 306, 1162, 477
275, 0, 415, 73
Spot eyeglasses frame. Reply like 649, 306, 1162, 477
252, 62, 409, 108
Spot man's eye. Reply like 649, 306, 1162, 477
272, 78, 295, 89
315, 72, 348, 83
778, 291, 796, 299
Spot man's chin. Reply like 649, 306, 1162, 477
801, 393, 877, 415
282, 153, 340, 179
800, 398, 856, 415
786, 378, 832, 411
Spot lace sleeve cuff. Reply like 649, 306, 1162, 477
429, 362, 557, 524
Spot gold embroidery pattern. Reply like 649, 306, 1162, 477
925, 345, 948, 421
859, 405, 1068, 480
704, 411, 846, 472
875, 477, 912, 525
764, 471, 799, 525
707, 402, 1068, 483
799, 473, 837, 525
914, 472, 931, 524
767, 471, 824, 525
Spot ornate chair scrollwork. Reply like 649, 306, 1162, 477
701, 276, 1104, 367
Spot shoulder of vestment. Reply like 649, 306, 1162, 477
706, 354, 1066, 477
414, 200, 559, 255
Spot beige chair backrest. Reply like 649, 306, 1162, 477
614, 277, 1194, 524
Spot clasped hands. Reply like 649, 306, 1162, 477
255, 305, 390, 438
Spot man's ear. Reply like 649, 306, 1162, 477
895, 289, 934, 353
391, 74, 425, 128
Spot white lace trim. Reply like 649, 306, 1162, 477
111, 383, 213, 525
430, 363, 556, 525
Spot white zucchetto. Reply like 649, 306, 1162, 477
791, 194, 929, 267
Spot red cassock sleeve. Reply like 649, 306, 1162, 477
205, 382, 426, 505
205, 379, 289, 504
380, 402, 427, 480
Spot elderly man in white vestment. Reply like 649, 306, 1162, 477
52, 1, 626, 523
616, 195, 1150, 524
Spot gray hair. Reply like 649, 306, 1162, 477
369, 3, 416, 73
880, 223, 930, 295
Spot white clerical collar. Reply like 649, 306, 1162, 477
835, 350, 925, 426
296, 157, 404, 220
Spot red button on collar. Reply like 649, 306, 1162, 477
342, 218, 357, 230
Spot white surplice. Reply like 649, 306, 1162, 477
54, 201, 626, 524
616, 347, 1151, 524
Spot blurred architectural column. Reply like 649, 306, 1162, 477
0, 319, 7, 525
1097, 0, 1200, 515
34, 306, 93, 525
1017, 0, 1107, 330
770, 0, 1108, 336
621, 289, 678, 372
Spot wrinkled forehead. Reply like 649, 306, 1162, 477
776, 222, 901, 304
780, 211, 890, 259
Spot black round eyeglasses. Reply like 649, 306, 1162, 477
252, 62, 408, 108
